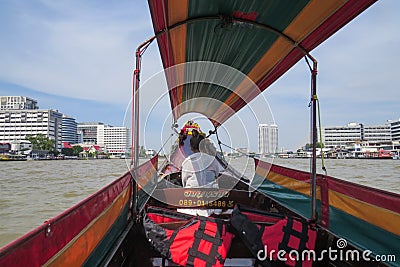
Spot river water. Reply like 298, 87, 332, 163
0, 158, 399, 247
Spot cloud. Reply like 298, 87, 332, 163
0, 81, 126, 127
0, 0, 156, 104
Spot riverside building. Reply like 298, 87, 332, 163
0, 109, 63, 151
78, 122, 130, 157
0, 96, 75, 152
258, 124, 278, 155
77, 122, 103, 144
61, 115, 78, 144
97, 125, 130, 156
390, 119, 400, 142
322, 122, 392, 148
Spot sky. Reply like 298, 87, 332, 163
0, 0, 399, 152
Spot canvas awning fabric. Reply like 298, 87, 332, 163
148, 0, 377, 126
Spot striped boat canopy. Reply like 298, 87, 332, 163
148, 0, 377, 126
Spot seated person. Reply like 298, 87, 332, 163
179, 131, 224, 216
181, 131, 223, 188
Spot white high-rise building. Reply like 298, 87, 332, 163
258, 124, 278, 155
268, 124, 278, 154
258, 124, 268, 155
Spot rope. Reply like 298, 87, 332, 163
156, 132, 175, 155
214, 126, 226, 161
156, 130, 179, 177
305, 57, 327, 175
140, 39, 152, 56
309, 94, 327, 176
304, 55, 313, 73
219, 142, 252, 158
316, 95, 327, 175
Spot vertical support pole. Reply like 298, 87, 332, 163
132, 49, 141, 216
310, 60, 318, 221
130, 37, 155, 218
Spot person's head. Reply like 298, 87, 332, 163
190, 130, 204, 153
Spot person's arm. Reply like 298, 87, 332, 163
181, 158, 188, 187
181, 173, 187, 187
213, 158, 225, 177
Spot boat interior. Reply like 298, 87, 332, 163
108, 122, 380, 267
1, 1, 399, 267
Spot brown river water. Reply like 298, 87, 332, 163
0, 157, 399, 247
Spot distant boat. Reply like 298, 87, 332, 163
0, 154, 27, 161
362, 150, 393, 159
378, 150, 393, 159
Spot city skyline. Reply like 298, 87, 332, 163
1, 94, 399, 151
0, 95, 125, 128
0, 95, 130, 156
0, 1, 399, 151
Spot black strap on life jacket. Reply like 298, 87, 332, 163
231, 207, 263, 252
231, 205, 318, 267
278, 217, 310, 267
230, 209, 272, 267
143, 213, 172, 258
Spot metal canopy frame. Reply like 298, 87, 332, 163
131, 15, 319, 221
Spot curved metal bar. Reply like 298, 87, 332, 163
153, 15, 317, 62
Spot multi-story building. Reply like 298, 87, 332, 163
78, 122, 130, 156
363, 124, 391, 143
97, 125, 130, 156
258, 124, 278, 155
0, 109, 63, 151
61, 115, 78, 144
322, 122, 361, 148
268, 124, 278, 154
258, 124, 268, 155
323, 122, 392, 148
77, 122, 104, 144
390, 119, 400, 142
0, 96, 39, 110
